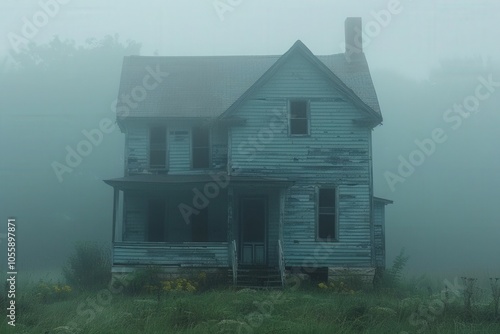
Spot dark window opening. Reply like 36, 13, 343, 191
318, 188, 336, 240
192, 127, 210, 169
148, 199, 165, 242
191, 208, 208, 242
150, 127, 166, 169
290, 100, 309, 135
241, 199, 266, 242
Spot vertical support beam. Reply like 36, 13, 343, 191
381, 205, 386, 269
227, 186, 235, 269
227, 186, 234, 243
368, 130, 375, 267
112, 188, 119, 244
279, 188, 285, 243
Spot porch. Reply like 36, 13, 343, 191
105, 173, 291, 284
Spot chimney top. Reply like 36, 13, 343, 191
345, 17, 363, 58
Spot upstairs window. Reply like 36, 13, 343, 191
317, 188, 337, 241
192, 127, 210, 169
149, 127, 167, 170
289, 100, 309, 135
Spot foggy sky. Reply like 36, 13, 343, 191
1, 0, 499, 280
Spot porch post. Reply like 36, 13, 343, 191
227, 186, 234, 242
279, 188, 285, 243
112, 188, 119, 244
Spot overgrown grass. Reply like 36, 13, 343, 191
3, 245, 498, 333
2, 280, 500, 334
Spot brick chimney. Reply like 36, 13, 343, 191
345, 17, 363, 60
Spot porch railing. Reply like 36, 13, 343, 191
278, 239, 285, 288
113, 242, 229, 267
231, 239, 238, 285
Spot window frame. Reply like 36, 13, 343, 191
288, 99, 310, 136
149, 126, 167, 171
191, 126, 211, 169
316, 186, 339, 242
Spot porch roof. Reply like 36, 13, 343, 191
373, 197, 394, 205
104, 173, 294, 190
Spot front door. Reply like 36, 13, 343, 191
239, 197, 267, 265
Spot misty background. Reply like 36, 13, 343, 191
0, 0, 499, 281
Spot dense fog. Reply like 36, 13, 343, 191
0, 0, 499, 282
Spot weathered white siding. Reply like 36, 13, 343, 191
113, 242, 229, 267
125, 125, 148, 174
168, 128, 190, 172
124, 121, 227, 174
373, 201, 386, 268
229, 52, 373, 268
211, 125, 228, 168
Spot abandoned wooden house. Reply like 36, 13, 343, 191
105, 17, 392, 287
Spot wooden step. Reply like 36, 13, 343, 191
229, 266, 283, 288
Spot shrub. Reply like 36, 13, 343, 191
490, 278, 500, 318
125, 268, 209, 296
318, 280, 356, 294
124, 266, 162, 295
62, 241, 111, 290
160, 277, 199, 293
197, 270, 228, 291
375, 248, 409, 290
35, 280, 72, 303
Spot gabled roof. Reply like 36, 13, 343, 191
116, 40, 382, 123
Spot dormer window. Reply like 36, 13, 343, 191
289, 100, 309, 135
149, 126, 167, 170
192, 127, 210, 169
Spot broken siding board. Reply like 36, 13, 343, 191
231, 104, 370, 179
373, 202, 386, 268
126, 125, 148, 174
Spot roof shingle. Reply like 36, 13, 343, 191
115, 41, 381, 120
